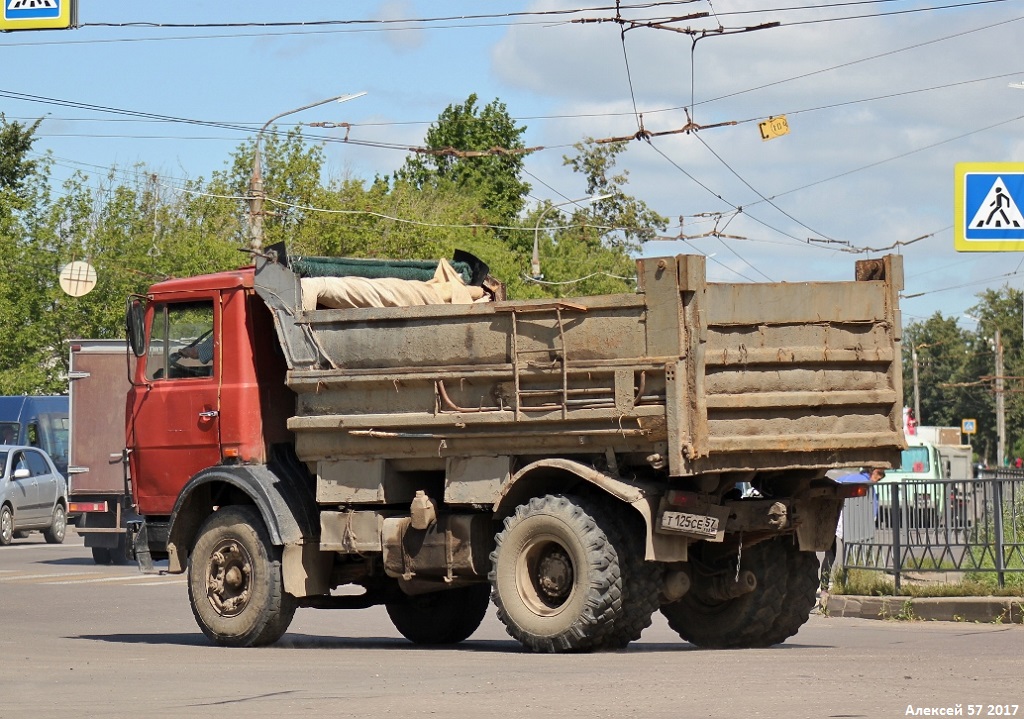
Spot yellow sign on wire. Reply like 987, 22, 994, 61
758, 115, 790, 142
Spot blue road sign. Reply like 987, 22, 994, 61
955, 163, 1024, 251
5, 0, 60, 20
0, 0, 75, 30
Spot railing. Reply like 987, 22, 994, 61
841, 473, 1024, 589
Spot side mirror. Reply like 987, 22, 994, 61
13, 467, 29, 480
126, 297, 147, 357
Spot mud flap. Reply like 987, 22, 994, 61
127, 520, 159, 575
794, 494, 843, 552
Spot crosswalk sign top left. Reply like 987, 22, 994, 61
1, 0, 76, 31
955, 162, 1024, 251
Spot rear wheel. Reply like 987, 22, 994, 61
0, 505, 13, 546
661, 538, 789, 649
43, 505, 66, 544
92, 546, 113, 565
758, 540, 819, 646
187, 505, 296, 647
490, 494, 628, 653
386, 583, 491, 645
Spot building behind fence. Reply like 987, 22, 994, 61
841, 471, 1024, 589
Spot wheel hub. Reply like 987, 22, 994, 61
536, 549, 572, 601
517, 537, 576, 615
206, 541, 252, 617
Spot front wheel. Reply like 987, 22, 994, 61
386, 583, 491, 645
43, 505, 66, 544
490, 494, 628, 653
187, 505, 297, 647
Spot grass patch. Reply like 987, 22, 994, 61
832, 569, 1024, 598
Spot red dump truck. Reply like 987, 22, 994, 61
125, 247, 905, 652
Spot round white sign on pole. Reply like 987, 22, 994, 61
59, 261, 97, 297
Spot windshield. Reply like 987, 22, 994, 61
892, 446, 930, 474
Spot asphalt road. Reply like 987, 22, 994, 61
2, 530, 1021, 719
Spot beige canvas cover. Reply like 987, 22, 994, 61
301, 258, 486, 311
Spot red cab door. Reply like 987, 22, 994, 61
129, 297, 222, 515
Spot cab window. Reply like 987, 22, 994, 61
894, 446, 930, 474
145, 301, 215, 381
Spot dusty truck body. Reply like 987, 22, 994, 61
67, 339, 138, 564
125, 248, 905, 651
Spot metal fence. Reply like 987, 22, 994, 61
841, 472, 1024, 589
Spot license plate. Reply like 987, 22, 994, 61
660, 511, 720, 537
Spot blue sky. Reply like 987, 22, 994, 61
2, 0, 1023, 327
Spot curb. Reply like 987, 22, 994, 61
822, 594, 1024, 623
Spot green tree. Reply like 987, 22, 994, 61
562, 139, 668, 254
966, 287, 1024, 464
519, 139, 669, 298
902, 313, 972, 428
394, 94, 530, 227
0, 114, 42, 198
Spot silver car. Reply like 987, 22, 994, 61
0, 444, 68, 545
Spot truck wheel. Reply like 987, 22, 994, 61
92, 547, 113, 565
0, 505, 13, 546
587, 505, 663, 650
187, 505, 297, 647
489, 494, 627, 653
43, 505, 67, 544
386, 584, 491, 645
660, 538, 788, 649
758, 540, 819, 646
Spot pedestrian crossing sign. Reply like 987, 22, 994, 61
0, 0, 76, 31
954, 162, 1024, 251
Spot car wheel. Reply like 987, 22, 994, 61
43, 504, 67, 544
0, 505, 13, 546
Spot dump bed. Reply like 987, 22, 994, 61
254, 252, 905, 478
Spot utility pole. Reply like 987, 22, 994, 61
248, 93, 365, 251
996, 328, 1006, 466
912, 346, 921, 425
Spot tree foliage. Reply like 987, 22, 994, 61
563, 139, 668, 253
394, 94, 530, 227
0, 95, 672, 395
902, 286, 1024, 466
0, 114, 42, 198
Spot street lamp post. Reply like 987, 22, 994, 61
249, 92, 366, 251
531, 193, 614, 279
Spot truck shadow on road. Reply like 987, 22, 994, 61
74, 633, 834, 652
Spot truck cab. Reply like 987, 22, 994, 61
880, 436, 973, 528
